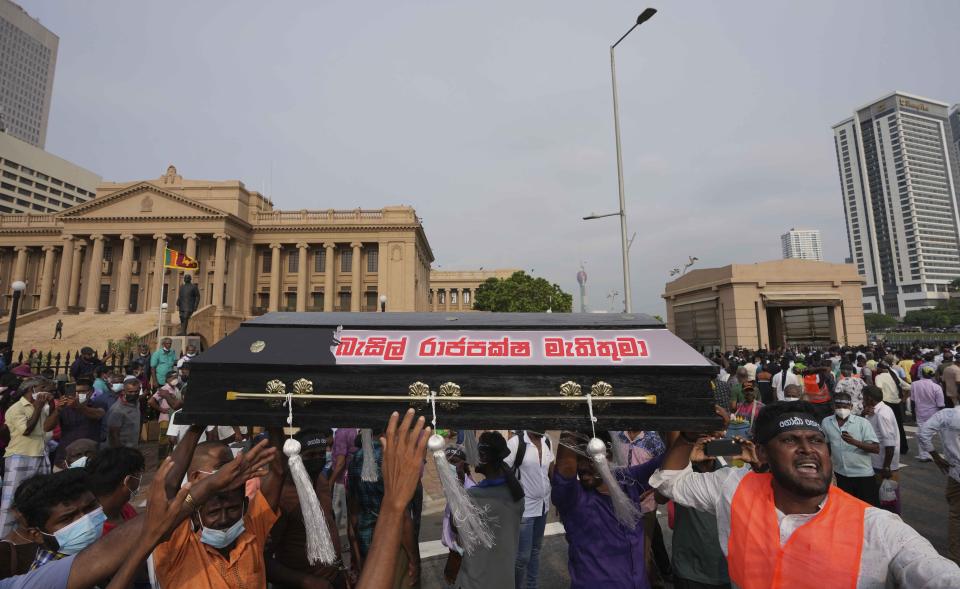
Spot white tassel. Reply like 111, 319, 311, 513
428, 433, 494, 554
284, 438, 338, 565
360, 429, 379, 482
462, 430, 480, 467
609, 431, 629, 466
587, 437, 641, 529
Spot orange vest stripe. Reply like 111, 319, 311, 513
803, 374, 830, 403
727, 471, 867, 589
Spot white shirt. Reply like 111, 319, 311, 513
649, 465, 960, 588
868, 401, 901, 471
772, 371, 801, 400
918, 407, 960, 483
166, 410, 238, 443
505, 431, 554, 518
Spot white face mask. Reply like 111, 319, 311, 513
77, 393, 87, 404
835, 408, 852, 419
784, 397, 799, 402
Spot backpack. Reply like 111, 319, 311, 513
512, 431, 551, 481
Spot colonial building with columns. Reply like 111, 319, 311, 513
428, 269, 518, 312
0, 166, 519, 347
0, 166, 442, 343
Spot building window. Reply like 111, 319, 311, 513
367, 248, 379, 273
341, 249, 353, 273
103, 246, 113, 262
288, 251, 299, 273
311, 291, 324, 310
262, 251, 272, 273
451, 291, 458, 304
315, 249, 326, 273
365, 291, 378, 312
439, 291, 446, 305
463, 290, 471, 305
338, 291, 351, 311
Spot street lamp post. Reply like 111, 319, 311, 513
585, 8, 657, 314
6, 280, 26, 364
379, 295, 387, 312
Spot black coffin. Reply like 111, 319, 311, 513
179, 312, 721, 431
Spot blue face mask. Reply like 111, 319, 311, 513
198, 504, 246, 549
111, 383, 123, 393
46, 507, 106, 555
200, 517, 245, 549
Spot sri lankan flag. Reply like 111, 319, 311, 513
164, 248, 198, 270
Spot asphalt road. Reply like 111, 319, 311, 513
415, 420, 954, 588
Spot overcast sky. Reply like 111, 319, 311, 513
20, 0, 960, 315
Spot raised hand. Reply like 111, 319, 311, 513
206, 438, 278, 494
380, 409, 430, 513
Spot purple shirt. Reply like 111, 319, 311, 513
551, 455, 663, 589
911, 379, 946, 423
331, 428, 358, 486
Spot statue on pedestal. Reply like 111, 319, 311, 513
177, 274, 200, 335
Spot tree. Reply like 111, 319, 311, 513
473, 271, 573, 312
863, 313, 897, 331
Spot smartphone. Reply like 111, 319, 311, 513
704, 439, 742, 457
64, 382, 76, 397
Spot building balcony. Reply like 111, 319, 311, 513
250, 306, 267, 316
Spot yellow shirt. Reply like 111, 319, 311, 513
898, 360, 914, 383
4, 397, 48, 457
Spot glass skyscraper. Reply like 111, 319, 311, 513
833, 92, 960, 316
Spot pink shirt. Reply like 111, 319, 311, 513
911, 379, 945, 423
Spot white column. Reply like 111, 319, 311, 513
350, 242, 362, 311
38, 246, 57, 308
213, 233, 228, 310
268, 243, 282, 312
323, 242, 335, 312
296, 242, 309, 312
84, 235, 105, 312
150, 233, 168, 310
68, 240, 85, 308
56, 236, 74, 312
115, 234, 136, 313
12, 246, 28, 283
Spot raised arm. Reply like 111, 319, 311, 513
76, 444, 277, 589
356, 410, 429, 589
164, 424, 204, 499
260, 427, 286, 511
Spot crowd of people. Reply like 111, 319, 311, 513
0, 337, 954, 587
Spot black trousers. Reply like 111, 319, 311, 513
888, 401, 909, 453
835, 472, 880, 506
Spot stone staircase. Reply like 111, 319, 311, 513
11, 311, 165, 356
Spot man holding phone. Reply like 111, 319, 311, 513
48, 378, 106, 468
0, 377, 58, 536
821, 392, 880, 505
651, 401, 960, 587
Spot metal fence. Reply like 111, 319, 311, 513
868, 332, 960, 347
10, 349, 141, 378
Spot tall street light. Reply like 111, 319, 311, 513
5, 280, 26, 364
584, 8, 657, 314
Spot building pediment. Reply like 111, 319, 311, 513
58, 182, 228, 220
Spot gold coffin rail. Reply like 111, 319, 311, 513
225, 392, 657, 404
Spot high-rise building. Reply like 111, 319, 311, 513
950, 104, 960, 160
0, 0, 58, 148
781, 229, 823, 261
833, 92, 960, 316
0, 132, 99, 213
